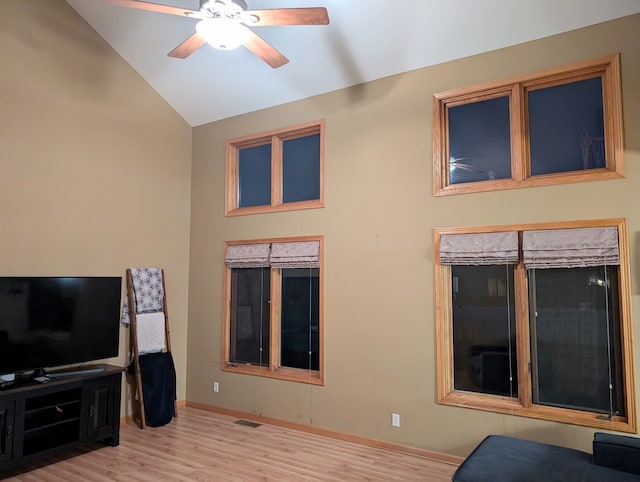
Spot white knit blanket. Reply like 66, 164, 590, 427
135, 312, 167, 355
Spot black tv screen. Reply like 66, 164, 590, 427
0, 277, 122, 376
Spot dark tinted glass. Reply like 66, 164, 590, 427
528, 76, 605, 175
529, 266, 624, 416
0, 277, 122, 375
282, 134, 320, 203
238, 144, 271, 208
229, 268, 270, 366
448, 96, 512, 184
451, 265, 517, 397
280, 268, 319, 371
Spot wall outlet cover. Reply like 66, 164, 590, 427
392, 413, 400, 427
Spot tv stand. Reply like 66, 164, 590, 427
47, 367, 106, 380
0, 364, 123, 472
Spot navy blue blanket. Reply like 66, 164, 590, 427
138, 352, 176, 427
453, 435, 640, 482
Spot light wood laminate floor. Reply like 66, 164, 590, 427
3, 407, 458, 481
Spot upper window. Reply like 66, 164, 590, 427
435, 219, 636, 432
225, 121, 325, 216
222, 237, 323, 385
433, 55, 624, 195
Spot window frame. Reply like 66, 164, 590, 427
222, 235, 324, 385
432, 55, 624, 196
434, 218, 636, 432
225, 120, 325, 216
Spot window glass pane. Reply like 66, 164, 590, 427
280, 268, 319, 371
529, 266, 624, 416
451, 265, 517, 397
282, 134, 320, 203
528, 77, 605, 176
230, 268, 270, 366
238, 144, 271, 208
448, 96, 512, 184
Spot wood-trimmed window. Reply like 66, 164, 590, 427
222, 236, 324, 385
225, 120, 325, 216
433, 55, 624, 196
434, 219, 636, 432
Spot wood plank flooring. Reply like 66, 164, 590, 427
2, 407, 458, 481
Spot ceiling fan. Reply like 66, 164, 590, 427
106, 0, 330, 68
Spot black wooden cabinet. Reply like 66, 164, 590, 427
0, 364, 123, 472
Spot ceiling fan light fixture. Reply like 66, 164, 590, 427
195, 18, 249, 50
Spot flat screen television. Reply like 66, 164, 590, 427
0, 276, 122, 376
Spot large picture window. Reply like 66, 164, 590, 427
433, 55, 624, 196
223, 237, 323, 384
225, 121, 324, 216
435, 220, 636, 432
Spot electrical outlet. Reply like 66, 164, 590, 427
213, 381, 219, 393
392, 413, 400, 428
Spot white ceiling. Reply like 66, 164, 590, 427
66, 0, 640, 127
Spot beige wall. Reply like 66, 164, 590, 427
188, 14, 640, 456
0, 1, 192, 414
5, 0, 637, 459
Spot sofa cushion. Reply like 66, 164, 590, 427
453, 435, 640, 482
593, 432, 640, 475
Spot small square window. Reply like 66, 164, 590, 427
528, 76, 605, 176
448, 96, 512, 184
226, 121, 324, 216
282, 134, 321, 203
238, 144, 272, 208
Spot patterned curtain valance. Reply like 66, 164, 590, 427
270, 241, 320, 268
225, 243, 271, 268
439, 231, 519, 266
523, 227, 619, 269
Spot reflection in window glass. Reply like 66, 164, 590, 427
529, 266, 624, 415
448, 96, 512, 184
528, 77, 605, 176
280, 268, 319, 370
238, 144, 271, 208
451, 265, 517, 398
229, 268, 270, 366
282, 134, 321, 203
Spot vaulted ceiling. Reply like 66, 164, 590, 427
67, 0, 640, 126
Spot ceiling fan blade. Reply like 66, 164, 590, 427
242, 27, 289, 68
246, 8, 329, 26
106, 0, 199, 18
168, 33, 206, 59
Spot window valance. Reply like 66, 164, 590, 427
224, 243, 271, 268
225, 240, 320, 269
523, 227, 619, 269
439, 231, 519, 265
270, 241, 320, 268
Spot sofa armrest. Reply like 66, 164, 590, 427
593, 432, 640, 475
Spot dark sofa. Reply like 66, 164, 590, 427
453, 433, 640, 481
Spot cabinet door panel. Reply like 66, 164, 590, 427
87, 376, 118, 443
0, 401, 15, 462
